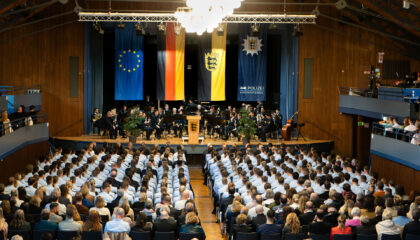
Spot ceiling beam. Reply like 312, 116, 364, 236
0, 0, 56, 33
354, 0, 420, 38
0, 0, 27, 15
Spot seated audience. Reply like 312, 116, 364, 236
355, 215, 376, 236
308, 209, 331, 235
90, 196, 111, 220
9, 210, 31, 231
375, 208, 401, 240
48, 203, 63, 223
0, 209, 8, 240
345, 207, 361, 227
58, 205, 82, 232
82, 209, 102, 232
104, 208, 130, 234
179, 212, 206, 237
393, 206, 412, 227
282, 213, 301, 238
330, 214, 352, 240
403, 209, 420, 239
34, 209, 58, 231
153, 206, 177, 232
131, 212, 153, 232
257, 209, 282, 235
232, 214, 253, 239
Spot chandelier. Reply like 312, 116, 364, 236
174, 0, 244, 35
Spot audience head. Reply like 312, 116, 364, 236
41, 209, 50, 220
185, 212, 200, 225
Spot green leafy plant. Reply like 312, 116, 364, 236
237, 107, 257, 142
123, 110, 143, 138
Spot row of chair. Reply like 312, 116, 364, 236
235, 232, 418, 240
0, 230, 205, 240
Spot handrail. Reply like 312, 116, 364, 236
372, 122, 417, 145
0, 113, 48, 137
0, 85, 41, 95
338, 86, 373, 97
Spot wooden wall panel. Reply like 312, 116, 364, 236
371, 154, 420, 194
0, 141, 49, 184
298, 15, 420, 156
0, 7, 84, 137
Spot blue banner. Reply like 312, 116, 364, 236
237, 25, 267, 102
115, 23, 144, 100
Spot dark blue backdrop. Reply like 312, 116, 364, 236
237, 25, 267, 102
115, 23, 144, 100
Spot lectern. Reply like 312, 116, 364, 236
187, 115, 201, 144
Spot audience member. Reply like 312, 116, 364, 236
330, 214, 352, 240
34, 209, 58, 231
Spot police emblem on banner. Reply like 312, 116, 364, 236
205, 52, 219, 72
242, 35, 263, 56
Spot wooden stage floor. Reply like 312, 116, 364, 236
54, 134, 332, 147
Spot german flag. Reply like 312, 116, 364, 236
157, 23, 185, 101
197, 24, 227, 101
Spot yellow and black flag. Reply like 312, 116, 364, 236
197, 24, 227, 101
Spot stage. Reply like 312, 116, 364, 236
52, 134, 334, 154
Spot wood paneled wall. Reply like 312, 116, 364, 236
0, 141, 49, 184
371, 154, 420, 194
298, 16, 420, 157
0, 9, 84, 137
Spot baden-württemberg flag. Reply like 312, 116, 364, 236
197, 24, 227, 101
115, 23, 144, 100
157, 23, 185, 101
237, 24, 267, 101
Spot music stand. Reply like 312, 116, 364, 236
296, 123, 306, 141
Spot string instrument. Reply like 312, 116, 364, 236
282, 111, 298, 141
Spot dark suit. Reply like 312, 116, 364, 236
403, 221, 420, 239
299, 211, 315, 225
153, 217, 177, 232
308, 221, 331, 235
34, 220, 58, 231
232, 224, 253, 240
257, 223, 283, 235
324, 212, 339, 227
220, 195, 235, 215
354, 225, 377, 235
252, 214, 267, 231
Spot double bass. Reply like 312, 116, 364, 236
282, 112, 298, 141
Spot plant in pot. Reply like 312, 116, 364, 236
123, 109, 143, 143
237, 107, 257, 144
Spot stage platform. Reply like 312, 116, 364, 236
52, 134, 334, 154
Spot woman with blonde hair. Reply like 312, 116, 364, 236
179, 212, 206, 237
282, 212, 301, 239
330, 214, 352, 240
297, 195, 309, 214
1, 110, 13, 135
83, 209, 102, 232
28, 196, 42, 214
90, 196, 111, 220
0, 208, 8, 240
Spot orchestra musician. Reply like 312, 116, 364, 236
151, 110, 162, 139
258, 113, 275, 142
224, 112, 239, 140
91, 108, 102, 134
174, 110, 186, 137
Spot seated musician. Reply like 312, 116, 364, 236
206, 106, 217, 136
151, 110, 162, 139
274, 109, 283, 129
259, 113, 275, 142
225, 112, 238, 140
142, 111, 152, 140
91, 108, 102, 134
174, 110, 186, 138
104, 111, 117, 139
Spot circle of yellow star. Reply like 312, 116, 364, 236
128, 49, 131, 52
118, 59, 121, 62
128, 70, 131, 72
137, 55, 140, 58
138, 60, 141, 63
136, 65, 139, 68
119, 54, 122, 57
119, 64, 122, 67
133, 68, 136, 71
123, 68, 126, 71
133, 51, 136, 54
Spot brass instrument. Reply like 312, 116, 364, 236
92, 113, 102, 123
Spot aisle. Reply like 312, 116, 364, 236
189, 166, 225, 240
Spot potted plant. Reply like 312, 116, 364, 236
237, 107, 257, 144
123, 109, 143, 143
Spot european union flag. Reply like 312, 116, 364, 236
115, 23, 144, 100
